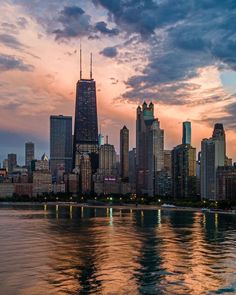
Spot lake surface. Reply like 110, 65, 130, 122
0, 204, 236, 295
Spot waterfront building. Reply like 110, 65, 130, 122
73, 50, 99, 193
136, 102, 164, 196
200, 123, 226, 200
172, 122, 196, 198
32, 171, 52, 197
8, 154, 17, 173
50, 115, 72, 177
120, 126, 129, 181
25, 142, 35, 168
216, 165, 236, 201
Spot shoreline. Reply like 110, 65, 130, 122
0, 201, 235, 215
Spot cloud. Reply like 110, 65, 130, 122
100, 46, 118, 58
53, 6, 91, 40
0, 33, 25, 49
95, 21, 119, 36
0, 54, 34, 71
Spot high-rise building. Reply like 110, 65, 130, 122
8, 153, 17, 173
216, 165, 236, 201
200, 123, 226, 200
50, 115, 72, 177
171, 121, 196, 198
136, 102, 164, 196
172, 144, 196, 198
164, 150, 172, 175
182, 121, 191, 145
73, 50, 99, 193
25, 142, 35, 168
129, 148, 136, 185
120, 126, 129, 181
98, 137, 117, 176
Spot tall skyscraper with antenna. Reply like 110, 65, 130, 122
73, 45, 99, 193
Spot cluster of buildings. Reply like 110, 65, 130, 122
0, 52, 235, 201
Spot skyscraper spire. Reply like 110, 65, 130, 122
90, 52, 93, 80
80, 41, 82, 80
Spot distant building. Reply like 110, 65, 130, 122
172, 122, 196, 198
201, 123, 226, 200
73, 51, 99, 194
120, 126, 129, 181
164, 150, 172, 175
129, 148, 136, 185
182, 121, 191, 145
32, 171, 52, 197
3, 159, 8, 172
50, 115, 72, 177
216, 166, 236, 201
31, 154, 49, 172
98, 138, 117, 176
25, 142, 35, 168
136, 102, 164, 196
8, 154, 17, 173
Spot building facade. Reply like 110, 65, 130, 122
216, 165, 236, 201
8, 154, 17, 173
120, 126, 129, 181
200, 123, 226, 200
73, 54, 99, 193
50, 115, 72, 177
172, 144, 196, 198
25, 142, 35, 168
136, 102, 164, 196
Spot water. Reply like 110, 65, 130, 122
0, 204, 236, 295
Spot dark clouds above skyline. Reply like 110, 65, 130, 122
0, 0, 236, 162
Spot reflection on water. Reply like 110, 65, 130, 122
0, 205, 236, 295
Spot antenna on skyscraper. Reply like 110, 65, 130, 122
90, 52, 93, 80
80, 40, 82, 80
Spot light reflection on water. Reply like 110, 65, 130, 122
0, 204, 236, 295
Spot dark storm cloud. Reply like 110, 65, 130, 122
93, 0, 236, 104
0, 34, 25, 49
53, 6, 92, 40
95, 21, 119, 36
100, 46, 118, 58
0, 54, 34, 71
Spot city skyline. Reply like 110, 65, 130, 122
0, 0, 236, 164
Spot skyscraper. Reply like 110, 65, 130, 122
172, 121, 196, 198
120, 125, 129, 181
50, 115, 73, 177
73, 50, 99, 193
200, 123, 226, 200
182, 121, 191, 145
25, 142, 35, 168
98, 137, 117, 176
136, 102, 164, 196
8, 153, 17, 173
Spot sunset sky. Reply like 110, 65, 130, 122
0, 0, 235, 164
